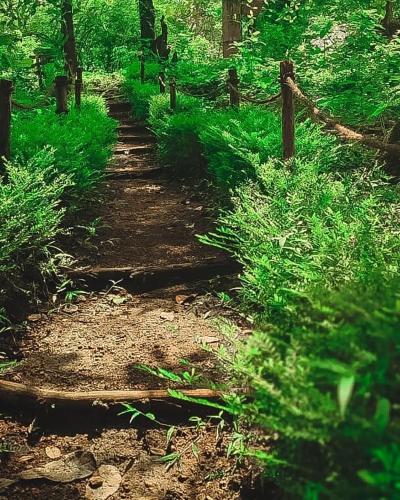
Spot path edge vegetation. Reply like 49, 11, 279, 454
1, 1, 400, 498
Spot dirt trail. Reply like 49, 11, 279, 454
0, 96, 264, 499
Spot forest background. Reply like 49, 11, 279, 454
1, 1, 400, 498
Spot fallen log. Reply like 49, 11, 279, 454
0, 379, 223, 409
67, 259, 241, 292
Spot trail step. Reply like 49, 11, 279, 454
118, 134, 156, 144
108, 101, 132, 113
68, 259, 241, 292
114, 143, 154, 155
105, 167, 162, 180
109, 111, 132, 121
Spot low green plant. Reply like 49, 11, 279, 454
149, 94, 207, 173
218, 277, 400, 498
0, 151, 69, 317
124, 59, 161, 83
11, 95, 117, 206
201, 160, 400, 319
124, 80, 160, 120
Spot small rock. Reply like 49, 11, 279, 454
160, 311, 174, 321
199, 336, 220, 344
45, 446, 62, 459
63, 304, 78, 314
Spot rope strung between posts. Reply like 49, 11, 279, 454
11, 86, 54, 110
227, 81, 281, 105
285, 77, 400, 156
158, 75, 166, 88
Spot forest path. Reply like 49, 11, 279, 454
0, 95, 258, 499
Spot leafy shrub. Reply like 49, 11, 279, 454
200, 109, 347, 188
124, 60, 161, 84
0, 151, 69, 313
221, 276, 400, 499
11, 95, 116, 205
124, 80, 160, 120
149, 94, 208, 174
202, 160, 400, 318
174, 59, 229, 97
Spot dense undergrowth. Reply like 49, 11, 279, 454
2, 0, 400, 497
0, 96, 116, 324
122, 8, 400, 493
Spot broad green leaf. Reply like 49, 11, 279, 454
338, 376, 355, 417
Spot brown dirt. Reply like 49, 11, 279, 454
0, 98, 268, 499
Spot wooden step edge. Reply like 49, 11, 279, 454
66, 259, 241, 293
105, 167, 162, 180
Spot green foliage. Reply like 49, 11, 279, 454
202, 160, 400, 318
0, 94, 116, 320
124, 59, 161, 83
0, 151, 69, 310
220, 277, 400, 498
124, 80, 160, 120
11, 96, 116, 205
148, 93, 207, 173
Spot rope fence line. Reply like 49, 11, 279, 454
0, 70, 84, 172
227, 81, 281, 105
11, 94, 51, 110
285, 76, 400, 156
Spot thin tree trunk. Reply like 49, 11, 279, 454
139, 0, 156, 53
222, 0, 242, 57
61, 0, 78, 80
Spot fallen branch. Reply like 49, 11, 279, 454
285, 77, 400, 156
0, 379, 223, 409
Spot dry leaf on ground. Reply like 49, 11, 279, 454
85, 465, 122, 500
19, 450, 96, 483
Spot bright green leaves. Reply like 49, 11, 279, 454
338, 375, 355, 418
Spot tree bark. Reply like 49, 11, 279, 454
385, 122, 400, 178
222, 0, 242, 57
61, 0, 78, 80
0, 79, 13, 178
139, 0, 156, 53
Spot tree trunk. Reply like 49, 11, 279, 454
139, 0, 156, 53
385, 122, 400, 178
222, 0, 242, 57
61, 0, 78, 80
155, 15, 170, 60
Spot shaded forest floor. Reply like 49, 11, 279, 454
0, 95, 268, 499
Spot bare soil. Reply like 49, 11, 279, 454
0, 98, 268, 499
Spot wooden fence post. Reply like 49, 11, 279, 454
55, 75, 69, 114
170, 77, 177, 110
75, 67, 83, 108
140, 55, 145, 83
159, 71, 166, 94
228, 68, 240, 107
280, 60, 295, 160
0, 79, 13, 176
